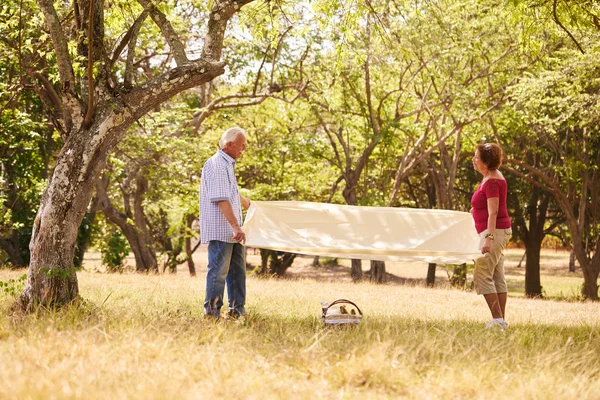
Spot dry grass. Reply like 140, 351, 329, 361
0, 248, 599, 399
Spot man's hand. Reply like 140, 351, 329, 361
240, 195, 251, 210
218, 200, 247, 243
233, 226, 246, 244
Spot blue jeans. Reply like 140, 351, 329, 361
204, 241, 246, 317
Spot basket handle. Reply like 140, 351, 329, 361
325, 299, 363, 316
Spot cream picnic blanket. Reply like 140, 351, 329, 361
242, 201, 480, 264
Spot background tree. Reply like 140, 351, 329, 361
280, 0, 525, 282
504, 43, 600, 299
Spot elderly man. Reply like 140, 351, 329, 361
200, 127, 251, 319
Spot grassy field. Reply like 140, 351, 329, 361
1, 248, 599, 399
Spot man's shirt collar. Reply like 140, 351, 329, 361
218, 149, 236, 165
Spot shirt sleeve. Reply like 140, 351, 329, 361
485, 180, 500, 199
206, 165, 231, 203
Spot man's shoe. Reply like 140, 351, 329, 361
485, 319, 505, 330
226, 311, 246, 323
204, 312, 221, 322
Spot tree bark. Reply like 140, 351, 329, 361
523, 190, 549, 297
569, 250, 576, 273
450, 264, 467, 288
369, 260, 385, 283
350, 259, 362, 282
258, 249, 269, 275
269, 251, 296, 276
525, 242, 542, 297
185, 213, 196, 277
426, 263, 436, 287
96, 176, 157, 272
257, 249, 296, 276
0, 235, 26, 268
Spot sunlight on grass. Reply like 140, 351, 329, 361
1, 268, 600, 399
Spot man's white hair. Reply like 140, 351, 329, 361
219, 127, 246, 149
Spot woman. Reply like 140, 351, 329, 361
471, 143, 512, 330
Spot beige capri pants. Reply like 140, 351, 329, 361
473, 228, 512, 295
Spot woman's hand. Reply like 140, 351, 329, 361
481, 238, 492, 254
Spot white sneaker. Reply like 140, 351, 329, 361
485, 319, 506, 330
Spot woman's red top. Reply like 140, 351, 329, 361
471, 178, 512, 234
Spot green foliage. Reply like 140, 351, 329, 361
0, 102, 54, 268
41, 268, 74, 279
507, 0, 600, 54
0, 274, 27, 297
0, 0, 59, 268
98, 231, 131, 273
501, 40, 600, 297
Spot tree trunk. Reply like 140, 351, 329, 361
132, 175, 156, 272
0, 235, 26, 268
523, 190, 549, 298
96, 175, 158, 272
426, 263, 436, 287
578, 250, 599, 300
369, 260, 385, 283
256, 249, 296, 276
185, 213, 196, 277
350, 259, 362, 281
258, 249, 269, 275
19, 129, 111, 309
582, 273, 599, 300
269, 251, 296, 276
122, 225, 157, 272
450, 264, 467, 288
568, 226, 599, 300
525, 234, 543, 298
569, 250, 576, 273
509, 184, 549, 298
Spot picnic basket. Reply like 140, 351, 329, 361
321, 299, 363, 325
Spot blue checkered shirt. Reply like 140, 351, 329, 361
200, 149, 242, 243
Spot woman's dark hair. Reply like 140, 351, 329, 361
476, 143, 503, 170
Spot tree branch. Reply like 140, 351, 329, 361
252, 43, 271, 96
111, 10, 149, 69
188, 81, 309, 134
136, 0, 189, 66
388, 122, 461, 206
83, 0, 95, 128
553, 0, 585, 54
201, 0, 254, 61
269, 26, 293, 86
38, 0, 82, 132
